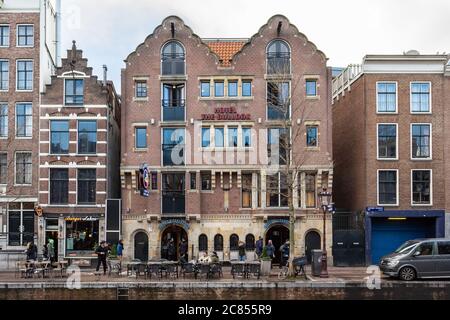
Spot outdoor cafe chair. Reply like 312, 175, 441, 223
180, 263, 196, 279
147, 264, 162, 279
16, 261, 28, 279
51, 261, 64, 278
197, 263, 210, 280
247, 263, 261, 279
135, 263, 147, 279
231, 263, 246, 279
209, 263, 223, 279
163, 263, 178, 279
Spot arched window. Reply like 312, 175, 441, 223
266, 40, 290, 74
229, 234, 239, 251
214, 234, 223, 251
161, 41, 185, 75
245, 234, 255, 250
198, 234, 208, 252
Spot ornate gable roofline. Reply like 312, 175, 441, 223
124, 15, 222, 66
230, 14, 328, 64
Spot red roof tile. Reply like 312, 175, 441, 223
204, 40, 246, 67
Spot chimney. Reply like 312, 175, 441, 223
103, 65, 108, 86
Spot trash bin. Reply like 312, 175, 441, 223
311, 249, 323, 277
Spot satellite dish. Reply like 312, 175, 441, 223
405, 50, 420, 55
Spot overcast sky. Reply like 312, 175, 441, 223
61, 0, 450, 92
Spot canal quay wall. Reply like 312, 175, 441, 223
0, 281, 449, 300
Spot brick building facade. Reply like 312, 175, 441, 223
0, 0, 59, 268
332, 53, 450, 264
38, 42, 120, 264
120, 16, 334, 263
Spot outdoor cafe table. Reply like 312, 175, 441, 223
26, 261, 51, 278
230, 261, 261, 278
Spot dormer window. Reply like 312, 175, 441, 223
65, 79, 84, 105
267, 40, 290, 74
161, 41, 185, 75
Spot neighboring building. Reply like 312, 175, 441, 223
0, 0, 60, 268
120, 15, 334, 263
332, 52, 450, 265
38, 42, 120, 265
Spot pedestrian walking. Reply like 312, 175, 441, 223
255, 236, 263, 258
117, 239, 124, 265
280, 240, 290, 268
95, 241, 108, 275
47, 239, 55, 263
238, 241, 246, 261
265, 240, 275, 268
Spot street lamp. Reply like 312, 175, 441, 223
318, 187, 332, 278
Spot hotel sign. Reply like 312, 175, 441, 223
201, 107, 251, 121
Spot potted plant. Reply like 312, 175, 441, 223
259, 247, 272, 276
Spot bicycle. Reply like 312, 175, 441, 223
277, 260, 289, 280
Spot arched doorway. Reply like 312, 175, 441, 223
305, 230, 321, 264
134, 231, 149, 261
160, 225, 188, 261
265, 225, 289, 265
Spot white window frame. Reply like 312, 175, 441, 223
14, 151, 32, 186
411, 169, 433, 206
15, 102, 32, 139
0, 59, 9, 92
64, 78, 85, 106
377, 169, 399, 206
16, 24, 34, 48
133, 125, 148, 150
16, 59, 33, 92
50, 119, 70, 155
0, 24, 10, 48
376, 81, 398, 114
77, 119, 97, 155
410, 81, 432, 114
376, 123, 398, 160
410, 123, 432, 161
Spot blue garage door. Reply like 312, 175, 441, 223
371, 218, 435, 264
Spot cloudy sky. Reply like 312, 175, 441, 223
61, 0, 450, 91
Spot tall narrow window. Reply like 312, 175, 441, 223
214, 81, 224, 97
16, 61, 33, 91
200, 81, 210, 97
65, 79, 84, 105
245, 234, 255, 250
135, 80, 147, 98
78, 169, 96, 204
78, 120, 97, 154
214, 127, 224, 147
162, 128, 185, 166
306, 126, 318, 147
134, 127, 147, 149
15, 153, 32, 185
266, 40, 290, 74
50, 168, 68, 204
201, 172, 212, 191
161, 41, 185, 75
378, 170, 397, 205
378, 124, 397, 159
0, 26, 10, 47
242, 80, 252, 97
268, 128, 288, 165
305, 173, 316, 208
202, 127, 210, 148
162, 83, 185, 121
411, 83, 430, 113
412, 170, 431, 205
411, 124, 431, 159
199, 234, 208, 252
228, 81, 238, 97
266, 172, 288, 207
377, 83, 397, 113
50, 121, 69, 154
15, 103, 32, 137
228, 127, 238, 147
230, 234, 239, 251
190, 172, 197, 190
267, 82, 290, 120
17, 25, 34, 47
242, 127, 252, 148
0, 153, 7, 184
0, 103, 8, 137
306, 79, 317, 96
242, 173, 252, 208
214, 234, 224, 251
7, 202, 34, 246
0, 60, 9, 90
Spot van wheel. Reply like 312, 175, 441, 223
399, 267, 416, 281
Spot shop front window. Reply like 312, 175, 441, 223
65, 219, 99, 256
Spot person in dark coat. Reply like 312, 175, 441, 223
95, 241, 108, 275
255, 236, 263, 258
161, 239, 169, 260
265, 240, 275, 268
238, 241, 246, 261
280, 240, 290, 268
167, 239, 176, 261
179, 238, 188, 257
26, 242, 37, 261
